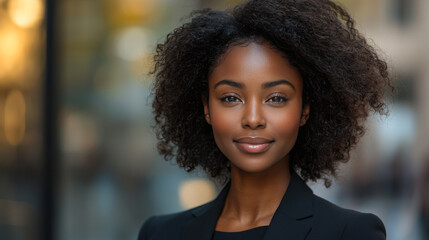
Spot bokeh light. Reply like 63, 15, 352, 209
4, 90, 26, 146
179, 179, 216, 210
114, 27, 152, 61
0, 24, 24, 81
7, 0, 44, 28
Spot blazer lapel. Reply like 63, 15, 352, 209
263, 171, 314, 240
181, 182, 230, 240
181, 172, 313, 240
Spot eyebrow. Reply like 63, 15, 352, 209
214, 79, 295, 91
214, 80, 245, 89
262, 79, 295, 91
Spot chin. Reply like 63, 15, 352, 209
231, 160, 278, 174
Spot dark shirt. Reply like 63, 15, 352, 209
138, 172, 386, 240
212, 226, 269, 240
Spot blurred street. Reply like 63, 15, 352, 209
0, 0, 428, 239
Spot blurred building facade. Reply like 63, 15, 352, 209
0, 0, 428, 239
0, 0, 45, 239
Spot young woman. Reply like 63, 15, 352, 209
139, 0, 392, 239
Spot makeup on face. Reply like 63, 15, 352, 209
233, 136, 274, 154
204, 41, 309, 174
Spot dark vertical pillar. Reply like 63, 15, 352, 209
43, 0, 57, 239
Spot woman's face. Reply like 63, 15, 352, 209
203, 41, 309, 174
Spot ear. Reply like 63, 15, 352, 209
300, 104, 310, 126
202, 95, 211, 125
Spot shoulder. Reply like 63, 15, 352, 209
137, 203, 209, 240
310, 195, 386, 240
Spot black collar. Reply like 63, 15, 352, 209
181, 171, 314, 240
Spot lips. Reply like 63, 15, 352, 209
233, 137, 274, 154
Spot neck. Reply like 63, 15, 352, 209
221, 157, 291, 227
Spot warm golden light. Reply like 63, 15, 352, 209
106, 0, 161, 27
7, 0, 44, 28
179, 179, 216, 210
0, 24, 24, 81
4, 90, 26, 146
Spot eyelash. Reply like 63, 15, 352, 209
219, 95, 288, 104
267, 95, 288, 103
220, 96, 241, 103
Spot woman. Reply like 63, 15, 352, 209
139, 0, 392, 239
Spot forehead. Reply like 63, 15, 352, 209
208, 41, 303, 89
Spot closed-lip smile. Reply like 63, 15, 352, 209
233, 137, 274, 154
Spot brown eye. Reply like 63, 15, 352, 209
221, 96, 241, 102
267, 96, 288, 103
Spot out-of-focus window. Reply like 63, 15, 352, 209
0, 0, 45, 239
392, 0, 415, 26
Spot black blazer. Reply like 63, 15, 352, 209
138, 172, 386, 240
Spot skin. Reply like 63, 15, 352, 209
203, 41, 310, 232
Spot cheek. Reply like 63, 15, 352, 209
209, 114, 236, 155
268, 107, 302, 138
209, 105, 237, 136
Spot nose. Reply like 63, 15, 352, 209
241, 97, 266, 129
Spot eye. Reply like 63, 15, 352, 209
221, 96, 241, 103
267, 96, 288, 103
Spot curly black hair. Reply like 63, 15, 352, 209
151, 0, 392, 186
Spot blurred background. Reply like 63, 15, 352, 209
0, 0, 428, 239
